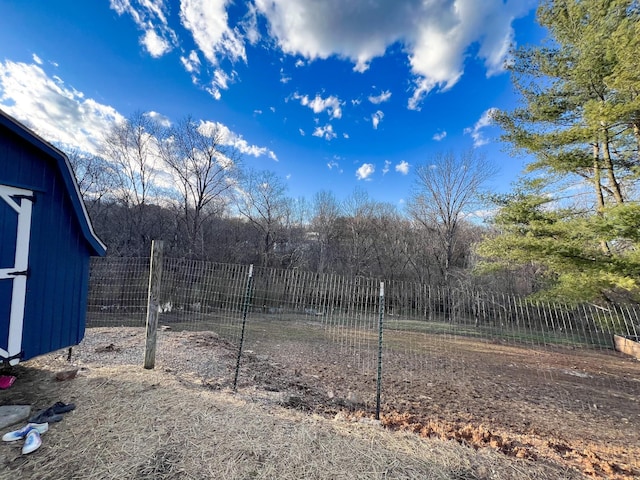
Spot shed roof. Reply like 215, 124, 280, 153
0, 109, 107, 256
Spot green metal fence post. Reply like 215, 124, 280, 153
233, 264, 254, 391
375, 281, 385, 420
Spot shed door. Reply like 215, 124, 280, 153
0, 184, 33, 365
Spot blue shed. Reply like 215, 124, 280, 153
0, 109, 106, 366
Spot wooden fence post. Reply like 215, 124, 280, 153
144, 240, 164, 369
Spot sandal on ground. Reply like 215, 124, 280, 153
2, 423, 48, 442
21, 428, 42, 454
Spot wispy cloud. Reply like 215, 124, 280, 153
382, 160, 391, 174
200, 120, 278, 160
109, 0, 177, 58
464, 107, 497, 147
368, 90, 391, 104
312, 124, 337, 140
179, 0, 246, 65
293, 92, 343, 119
180, 50, 201, 75
433, 130, 447, 141
279, 67, 291, 83
371, 110, 384, 129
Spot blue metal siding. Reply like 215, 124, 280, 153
1, 121, 96, 361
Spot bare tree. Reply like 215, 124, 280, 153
235, 169, 290, 268
160, 116, 240, 258
102, 111, 161, 209
339, 188, 378, 277
65, 148, 118, 221
407, 150, 496, 286
100, 111, 162, 255
310, 190, 341, 273
368, 203, 412, 280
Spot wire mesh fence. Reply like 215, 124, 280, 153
87, 257, 150, 327
86, 255, 640, 416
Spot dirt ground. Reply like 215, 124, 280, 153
1, 325, 639, 479
238, 322, 640, 479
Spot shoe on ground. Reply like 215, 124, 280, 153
21, 428, 42, 454
2, 423, 48, 442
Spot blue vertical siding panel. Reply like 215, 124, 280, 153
1, 126, 96, 362
0, 281, 12, 351
21, 147, 83, 360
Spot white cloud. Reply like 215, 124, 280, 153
180, 50, 201, 74
368, 90, 391, 104
382, 160, 391, 174
199, 120, 278, 160
293, 92, 342, 119
295, 59, 305, 67
464, 107, 497, 147
206, 68, 235, 99
180, 0, 246, 65
145, 110, 171, 127
312, 124, 337, 140
32, 54, 43, 65
433, 130, 447, 141
280, 68, 291, 83
299, 128, 305, 136
371, 110, 384, 129
141, 29, 171, 57
327, 160, 339, 170
240, 3, 260, 45
356, 163, 375, 181
395, 160, 410, 175
254, 0, 534, 109
207, 86, 222, 100
0, 58, 277, 168
0, 60, 122, 155
109, 0, 177, 58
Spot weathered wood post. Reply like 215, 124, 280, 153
144, 240, 164, 369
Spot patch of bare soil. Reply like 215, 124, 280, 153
1, 327, 638, 479
238, 327, 640, 480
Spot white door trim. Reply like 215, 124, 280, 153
0, 184, 33, 365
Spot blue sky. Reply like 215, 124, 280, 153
0, 0, 543, 208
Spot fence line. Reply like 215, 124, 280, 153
86, 256, 640, 349
86, 255, 640, 414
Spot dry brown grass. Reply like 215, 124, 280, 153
0, 344, 583, 480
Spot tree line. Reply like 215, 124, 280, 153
70, 0, 639, 305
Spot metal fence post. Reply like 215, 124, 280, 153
144, 240, 164, 369
375, 281, 385, 420
233, 264, 254, 390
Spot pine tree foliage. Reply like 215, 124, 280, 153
478, 0, 640, 303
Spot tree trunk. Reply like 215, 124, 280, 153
601, 124, 624, 204
593, 142, 611, 254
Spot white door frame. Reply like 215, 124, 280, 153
0, 184, 33, 365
